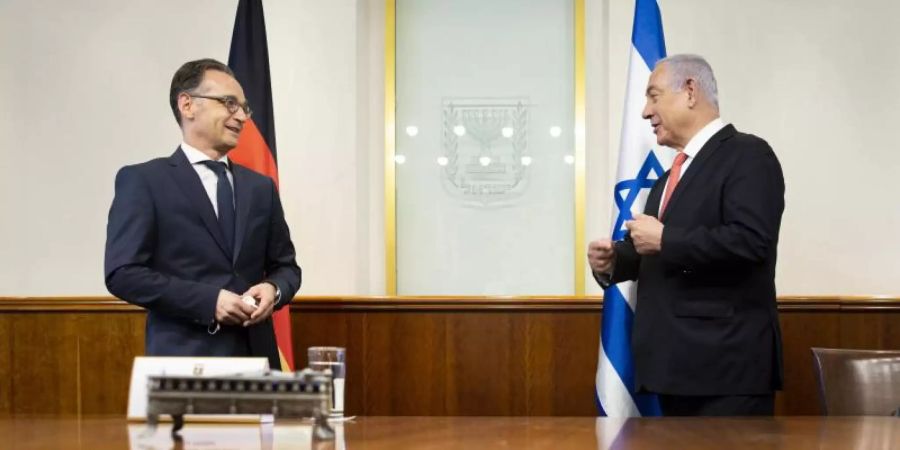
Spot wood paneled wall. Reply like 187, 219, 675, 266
1, 297, 898, 416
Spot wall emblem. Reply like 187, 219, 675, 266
441, 98, 531, 207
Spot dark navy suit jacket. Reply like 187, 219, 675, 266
609, 125, 785, 396
104, 148, 301, 369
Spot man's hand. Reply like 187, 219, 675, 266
215, 290, 257, 326
625, 213, 664, 255
241, 283, 277, 327
588, 238, 617, 274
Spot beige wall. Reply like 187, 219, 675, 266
1, 0, 897, 296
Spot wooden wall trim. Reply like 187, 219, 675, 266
293, 296, 604, 311
0, 297, 140, 312
1, 295, 898, 312
1, 297, 898, 416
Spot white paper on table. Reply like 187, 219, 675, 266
126, 356, 272, 423
127, 423, 265, 450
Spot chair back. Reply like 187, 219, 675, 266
811, 347, 900, 415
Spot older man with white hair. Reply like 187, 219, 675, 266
589, 54, 785, 416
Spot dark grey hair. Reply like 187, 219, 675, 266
169, 58, 236, 126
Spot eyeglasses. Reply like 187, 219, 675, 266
187, 93, 253, 117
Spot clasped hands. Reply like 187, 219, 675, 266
588, 213, 664, 274
214, 282, 277, 327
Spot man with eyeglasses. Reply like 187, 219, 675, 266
104, 59, 300, 369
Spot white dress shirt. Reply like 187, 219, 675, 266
658, 118, 727, 216
180, 142, 234, 218
181, 143, 282, 305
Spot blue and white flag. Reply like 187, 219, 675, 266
595, 0, 669, 417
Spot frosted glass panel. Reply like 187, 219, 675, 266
395, 0, 575, 295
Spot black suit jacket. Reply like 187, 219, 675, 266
610, 124, 785, 396
104, 148, 301, 369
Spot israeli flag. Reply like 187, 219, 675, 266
595, 0, 669, 417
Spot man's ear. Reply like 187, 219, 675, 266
178, 92, 194, 121
684, 78, 698, 108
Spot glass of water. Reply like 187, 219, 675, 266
307, 346, 346, 417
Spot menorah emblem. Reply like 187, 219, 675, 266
441, 97, 530, 208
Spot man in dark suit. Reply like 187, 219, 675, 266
589, 54, 785, 416
105, 59, 301, 370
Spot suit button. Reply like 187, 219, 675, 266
682, 269, 693, 275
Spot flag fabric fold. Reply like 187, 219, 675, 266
228, 0, 295, 371
594, 0, 668, 417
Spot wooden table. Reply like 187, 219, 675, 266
1, 416, 897, 449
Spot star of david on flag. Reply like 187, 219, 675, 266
594, 0, 671, 417
612, 152, 665, 241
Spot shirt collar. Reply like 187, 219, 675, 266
180, 142, 230, 168
682, 117, 727, 160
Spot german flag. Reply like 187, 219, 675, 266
227, 0, 295, 371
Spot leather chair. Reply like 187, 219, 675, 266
811, 347, 900, 415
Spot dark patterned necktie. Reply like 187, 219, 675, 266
200, 160, 235, 253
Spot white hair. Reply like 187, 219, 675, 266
656, 54, 719, 110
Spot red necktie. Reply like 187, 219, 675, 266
660, 152, 689, 218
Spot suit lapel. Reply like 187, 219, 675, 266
661, 125, 736, 222
231, 164, 253, 264
644, 171, 667, 219
167, 148, 233, 260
